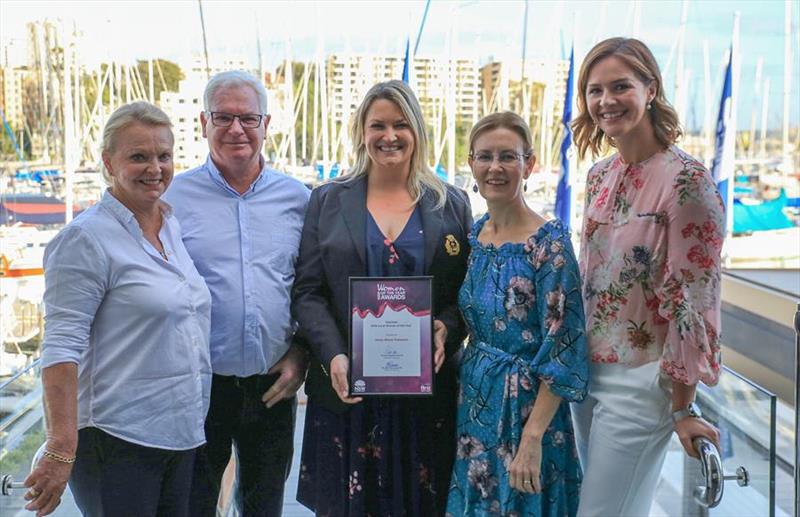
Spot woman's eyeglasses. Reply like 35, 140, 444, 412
470, 151, 530, 165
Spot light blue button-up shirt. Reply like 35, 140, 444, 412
164, 157, 310, 377
41, 191, 212, 450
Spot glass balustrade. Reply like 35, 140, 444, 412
0, 360, 792, 516
0, 360, 81, 516
653, 365, 785, 516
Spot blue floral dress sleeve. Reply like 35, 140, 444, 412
526, 220, 589, 402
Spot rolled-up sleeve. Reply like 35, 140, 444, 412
657, 168, 725, 386
41, 226, 108, 368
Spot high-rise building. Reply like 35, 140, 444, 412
479, 59, 570, 120
159, 76, 206, 171
326, 53, 480, 126
0, 66, 29, 130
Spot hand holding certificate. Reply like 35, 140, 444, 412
349, 277, 434, 396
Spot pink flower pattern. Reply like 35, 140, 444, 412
580, 146, 724, 386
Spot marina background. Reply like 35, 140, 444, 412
0, 1, 798, 516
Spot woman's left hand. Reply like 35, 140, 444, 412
508, 435, 542, 494
674, 417, 721, 459
433, 320, 447, 373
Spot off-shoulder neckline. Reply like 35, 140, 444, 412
469, 213, 565, 254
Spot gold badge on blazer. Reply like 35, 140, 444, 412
444, 234, 460, 256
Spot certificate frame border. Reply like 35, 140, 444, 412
348, 275, 435, 397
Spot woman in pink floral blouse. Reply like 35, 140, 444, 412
570, 37, 725, 517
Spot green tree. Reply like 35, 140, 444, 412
136, 59, 184, 102
0, 123, 29, 160
83, 59, 184, 109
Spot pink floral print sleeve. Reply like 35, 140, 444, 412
579, 145, 725, 386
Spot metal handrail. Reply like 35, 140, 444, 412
692, 436, 750, 508
794, 302, 799, 517
0, 359, 41, 393
1, 442, 46, 496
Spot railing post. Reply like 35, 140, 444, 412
794, 303, 799, 517
683, 451, 709, 517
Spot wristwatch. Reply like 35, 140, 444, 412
671, 402, 702, 423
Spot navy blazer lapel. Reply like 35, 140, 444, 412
339, 177, 367, 267
420, 188, 443, 272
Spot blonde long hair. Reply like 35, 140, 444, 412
342, 80, 446, 208
572, 37, 682, 160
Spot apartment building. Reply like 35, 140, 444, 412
479, 58, 570, 120
326, 53, 480, 126
0, 66, 28, 129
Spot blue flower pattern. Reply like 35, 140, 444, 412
446, 215, 588, 516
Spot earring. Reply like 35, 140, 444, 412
472, 183, 478, 193
646, 102, 652, 110
523, 182, 528, 193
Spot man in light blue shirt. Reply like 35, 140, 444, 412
164, 70, 310, 516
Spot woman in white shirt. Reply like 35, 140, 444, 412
23, 102, 212, 517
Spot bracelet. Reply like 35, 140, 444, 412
43, 450, 76, 464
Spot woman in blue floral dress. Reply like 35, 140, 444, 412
447, 112, 588, 516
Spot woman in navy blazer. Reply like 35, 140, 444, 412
292, 80, 472, 516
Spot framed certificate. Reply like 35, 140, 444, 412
348, 276, 434, 397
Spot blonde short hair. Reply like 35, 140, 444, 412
100, 101, 173, 185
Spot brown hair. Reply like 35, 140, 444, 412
572, 37, 682, 159
468, 111, 535, 159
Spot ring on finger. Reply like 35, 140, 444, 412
28, 488, 41, 498
523, 480, 532, 485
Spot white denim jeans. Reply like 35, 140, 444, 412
572, 361, 674, 517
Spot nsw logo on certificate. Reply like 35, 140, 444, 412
348, 276, 434, 396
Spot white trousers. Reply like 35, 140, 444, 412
572, 361, 674, 517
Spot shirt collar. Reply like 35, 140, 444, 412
99, 189, 173, 239
204, 155, 269, 196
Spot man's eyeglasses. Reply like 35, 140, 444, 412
470, 150, 530, 165
207, 112, 264, 128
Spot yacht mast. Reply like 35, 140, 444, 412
759, 77, 770, 158
674, 0, 690, 126
749, 57, 763, 159
62, 23, 76, 223
520, 0, 530, 125
782, 0, 793, 173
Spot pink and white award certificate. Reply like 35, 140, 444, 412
348, 276, 433, 396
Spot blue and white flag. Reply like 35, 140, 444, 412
401, 37, 411, 84
710, 46, 735, 234
555, 46, 575, 228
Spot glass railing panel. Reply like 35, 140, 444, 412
0, 361, 81, 516
653, 365, 779, 516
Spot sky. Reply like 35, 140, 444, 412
1, 0, 798, 131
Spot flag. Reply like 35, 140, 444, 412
555, 46, 575, 228
402, 38, 411, 84
710, 46, 735, 234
